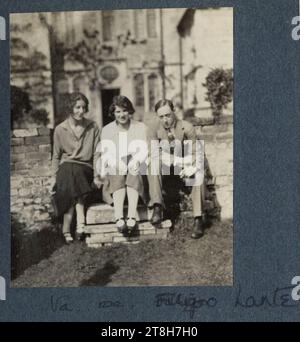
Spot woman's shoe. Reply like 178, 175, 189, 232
116, 217, 127, 234
126, 217, 137, 235
64, 233, 74, 244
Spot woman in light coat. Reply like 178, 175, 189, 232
96, 95, 148, 235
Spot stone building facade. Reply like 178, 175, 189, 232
178, 8, 233, 116
10, 8, 233, 125
46, 9, 174, 127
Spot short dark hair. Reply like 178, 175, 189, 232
154, 99, 175, 113
66, 92, 89, 114
108, 95, 135, 118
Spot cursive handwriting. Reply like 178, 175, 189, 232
235, 284, 298, 308
98, 300, 124, 309
50, 295, 73, 312
48, 284, 299, 316
155, 292, 217, 318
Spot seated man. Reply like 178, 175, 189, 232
147, 99, 205, 239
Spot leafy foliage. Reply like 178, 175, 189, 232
10, 31, 48, 72
64, 29, 139, 90
11, 24, 50, 128
11, 86, 49, 128
64, 30, 105, 90
203, 68, 233, 120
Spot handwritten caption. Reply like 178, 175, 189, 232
49, 296, 128, 313
48, 277, 300, 318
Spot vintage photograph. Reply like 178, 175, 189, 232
10, 7, 233, 287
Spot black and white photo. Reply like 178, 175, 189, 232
10, 7, 233, 287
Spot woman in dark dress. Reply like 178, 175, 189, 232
51, 92, 101, 243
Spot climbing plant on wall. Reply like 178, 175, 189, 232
63, 29, 139, 90
64, 30, 109, 90
10, 23, 50, 128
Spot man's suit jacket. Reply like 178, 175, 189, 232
147, 117, 199, 166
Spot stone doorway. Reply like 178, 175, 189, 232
101, 88, 120, 126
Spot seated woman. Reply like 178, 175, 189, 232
96, 95, 149, 234
52, 92, 101, 243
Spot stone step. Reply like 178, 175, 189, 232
85, 220, 172, 248
85, 219, 172, 234
87, 231, 169, 248
86, 203, 154, 225
86, 226, 169, 240
86, 229, 169, 244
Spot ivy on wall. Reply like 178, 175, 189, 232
10, 23, 50, 128
11, 86, 49, 128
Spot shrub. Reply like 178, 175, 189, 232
203, 68, 233, 121
11, 85, 49, 128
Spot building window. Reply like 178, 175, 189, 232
134, 10, 146, 40
147, 10, 157, 38
65, 12, 75, 46
82, 12, 99, 35
100, 66, 119, 83
148, 73, 158, 111
102, 11, 114, 41
134, 74, 144, 107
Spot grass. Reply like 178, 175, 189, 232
12, 217, 233, 287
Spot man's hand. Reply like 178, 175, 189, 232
179, 165, 197, 178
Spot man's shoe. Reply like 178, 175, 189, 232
191, 217, 204, 239
150, 204, 163, 225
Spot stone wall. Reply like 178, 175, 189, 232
10, 115, 233, 225
11, 127, 53, 226
179, 8, 233, 114
195, 115, 233, 219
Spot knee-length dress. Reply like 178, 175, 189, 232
96, 119, 149, 201
51, 118, 100, 218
